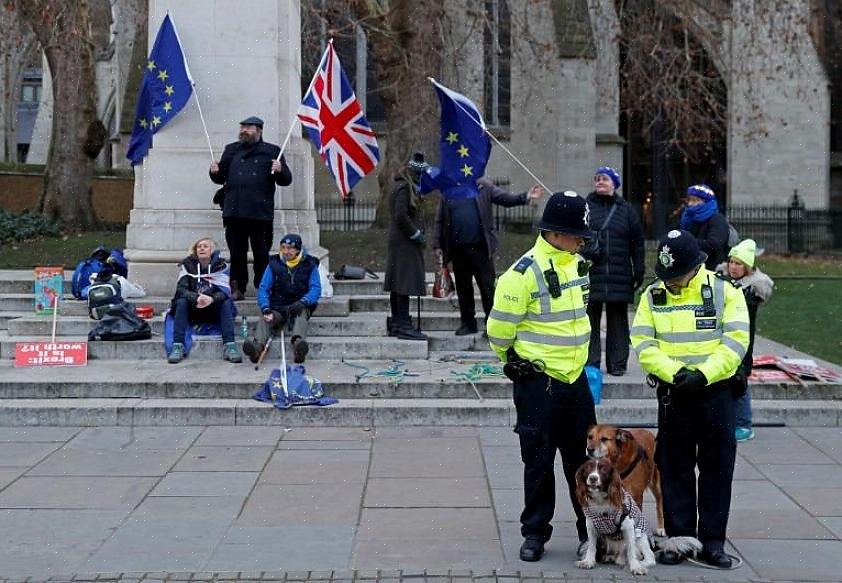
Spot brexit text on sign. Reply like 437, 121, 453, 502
14, 342, 88, 367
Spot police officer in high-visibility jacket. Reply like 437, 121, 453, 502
487, 191, 596, 563
631, 229, 749, 569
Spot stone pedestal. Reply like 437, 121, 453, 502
126, 0, 323, 295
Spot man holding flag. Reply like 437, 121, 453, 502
426, 79, 544, 336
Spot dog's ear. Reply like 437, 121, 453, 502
575, 461, 590, 507
585, 424, 597, 440
616, 429, 632, 444
607, 466, 624, 508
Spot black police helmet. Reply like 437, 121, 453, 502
654, 229, 708, 280
535, 191, 593, 238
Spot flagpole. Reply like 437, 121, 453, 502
167, 11, 215, 162
276, 40, 333, 161
427, 77, 554, 196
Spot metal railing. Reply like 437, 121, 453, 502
728, 197, 842, 253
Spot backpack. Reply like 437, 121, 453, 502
107, 249, 128, 278
71, 245, 127, 298
87, 277, 123, 320
88, 303, 151, 341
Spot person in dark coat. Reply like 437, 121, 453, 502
581, 167, 645, 376
209, 116, 293, 300
680, 184, 730, 270
167, 238, 241, 364
433, 177, 544, 335
383, 153, 429, 341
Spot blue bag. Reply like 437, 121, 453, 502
72, 257, 105, 299
253, 365, 338, 409
585, 365, 603, 405
107, 249, 128, 278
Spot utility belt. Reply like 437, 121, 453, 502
504, 348, 546, 382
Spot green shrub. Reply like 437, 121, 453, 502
0, 210, 61, 244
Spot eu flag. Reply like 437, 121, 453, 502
421, 78, 491, 199
126, 14, 193, 165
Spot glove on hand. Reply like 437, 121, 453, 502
673, 367, 707, 392
287, 301, 307, 317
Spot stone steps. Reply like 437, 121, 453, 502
0, 397, 838, 427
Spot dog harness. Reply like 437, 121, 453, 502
584, 490, 648, 540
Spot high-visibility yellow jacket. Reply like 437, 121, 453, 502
631, 267, 750, 385
487, 234, 591, 382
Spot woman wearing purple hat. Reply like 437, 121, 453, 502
680, 185, 730, 270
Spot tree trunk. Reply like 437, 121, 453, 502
352, 0, 445, 228
13, 0, 102, 230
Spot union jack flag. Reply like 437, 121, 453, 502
298, 42, 380, 198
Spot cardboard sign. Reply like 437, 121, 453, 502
34, 267, 64, 315
14, 342, 88, 367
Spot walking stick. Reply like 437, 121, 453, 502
416, 296, 422, 332
254, 335, 273, 371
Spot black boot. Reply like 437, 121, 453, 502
395, 324, 427, 341
519, 538, 544, 562
455, 320, 478, 336
292, 338, 309, 363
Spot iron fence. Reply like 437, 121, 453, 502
727, 201, 842, 253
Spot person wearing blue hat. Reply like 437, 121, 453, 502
582, 166, 645, 376
680, 184, 730, 270
243, 233, 320, 364
210, 116, 293, 300
631, 229, 750, 568
487, 191, 596, 563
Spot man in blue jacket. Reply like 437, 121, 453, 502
210, 116, 293, 300
243, 234, 320, 364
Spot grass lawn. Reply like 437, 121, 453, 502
2, 228, 839, 365
0, 231, 126, 269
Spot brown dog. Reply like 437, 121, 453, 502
586, 424, 665, 536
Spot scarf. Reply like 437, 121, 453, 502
285, 253, 302, 268
680, 198, 718, 229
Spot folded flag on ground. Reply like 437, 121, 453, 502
253, 365, 338, 409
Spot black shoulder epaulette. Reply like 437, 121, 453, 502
714, 272, 739, 287
513, 256, 534, 274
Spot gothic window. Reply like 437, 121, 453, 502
484, 0, 511, 127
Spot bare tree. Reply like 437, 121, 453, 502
0, 5, 36, 163
10, 0, 104, 230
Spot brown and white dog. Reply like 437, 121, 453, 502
586, 424, 665, 536
574, 458, 657, 575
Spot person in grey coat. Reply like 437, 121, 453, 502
383, 153, 429, 341
433, 178, 544, 335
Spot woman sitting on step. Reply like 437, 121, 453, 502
167, 237, 241, 364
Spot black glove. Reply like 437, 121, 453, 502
287, 301, 306, 317
673, 367, 707, 392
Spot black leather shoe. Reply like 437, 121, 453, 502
658, 550, 685, 565
700, 548, 732, 568
242, 339, 263, 364
519, 538, 544, 562
292, 339, 309, 363
455, 321, 478, 336
395, 326, 427, 341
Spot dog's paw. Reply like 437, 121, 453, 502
629, 562, 648, 576
576, 559, 596, 570
655, 527, 666, 537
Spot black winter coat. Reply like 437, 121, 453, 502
433, 177, 528, 262
582, 192, 645, 303
209, 139, 292, 221
172, 252, 230, 308
384, 176, 426, 296
686, 212, 729, 270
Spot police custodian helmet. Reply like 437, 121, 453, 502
536, 191, 593, 238
655, 229, 708, 280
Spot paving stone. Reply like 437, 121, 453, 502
150, 472, 258, 498
0, 442, 63, 467
29, 448, 183, 477
173, 446, 273, 472
195, 427, 286, 447
355, 572, 378, 580
352, 538, 504, 569
357, 508, 498, 540
308, 571, 333, 580
66, 427, 201, 450
260, 450, 369, 484
731, 539, 842, 580
0, 477, 155, 510
363, 478, 490, 508
369, 440, 485, 478
277, 441, 371, 451
238, 483, 363, 526
0, 427, 80, 442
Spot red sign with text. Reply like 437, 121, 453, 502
14, 342, 88, 367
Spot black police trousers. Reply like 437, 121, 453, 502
655, 378, 737, 550
513, 370, 596, 543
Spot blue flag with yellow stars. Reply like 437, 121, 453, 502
420, 78, 491, 199
126, 13, 193, 165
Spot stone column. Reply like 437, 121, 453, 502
126, 0, 322, 295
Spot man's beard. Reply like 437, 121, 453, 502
239, 132, 258, 145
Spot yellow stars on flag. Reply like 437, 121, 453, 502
151, 115, 162, 127
457, 144, 469, 158
164, 85, 175, 96
157, 69, 169, 82
146, 60, 156, 71
138, 118, 148, 129
446, 131, 459, 145
163, 102, 173, 113
461, 164, 473, 177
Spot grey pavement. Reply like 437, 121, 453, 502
0, 426, 841, 581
